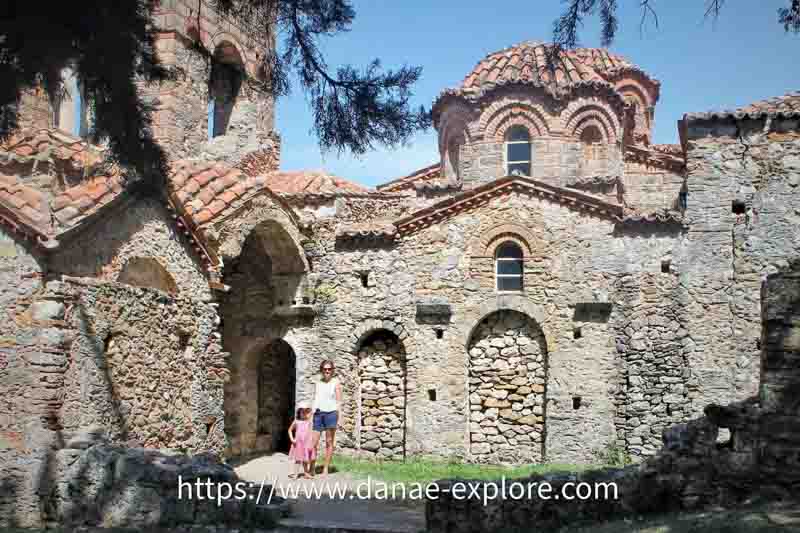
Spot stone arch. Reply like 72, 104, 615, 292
220, 217, 308, 457
351, 318, 410, 354
467, 309, 548, 463
462, 295, 549, 347
470, 223, 537, 258
353, 329, 408, 459
117, 257, 178, 294
482, 102, 550, 141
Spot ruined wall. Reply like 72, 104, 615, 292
147, 0, 278, 166
54, 278, 226, 455
49, 196, 211, 301
680, 114, 800, 416
0, 229, 50, 527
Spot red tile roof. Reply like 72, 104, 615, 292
168, 160, 269, 229
0, 173, 51, 236
462, 43, 640, 93
0, 129, 126, 243
377, 163, 442, 193
264, 170, 371, 196
683, 92, 800, 122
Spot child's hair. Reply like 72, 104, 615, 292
295, 407, 309, 420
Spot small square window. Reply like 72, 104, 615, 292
572, 396, 582, 410
732, 199, 746, 214
661, 259, 671, 274
573, 327, 582, 340
435, 328, 444, 339
360, 273, 369, 288
428, 389, 437, 401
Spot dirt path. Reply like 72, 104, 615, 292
235, 453, 426, 533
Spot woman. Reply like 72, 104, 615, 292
310, 359, 342, 477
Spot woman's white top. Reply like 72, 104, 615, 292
313, 376, 339, 412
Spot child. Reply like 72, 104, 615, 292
288, 401, 316, 479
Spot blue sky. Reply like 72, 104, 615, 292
276, 0, 799, 187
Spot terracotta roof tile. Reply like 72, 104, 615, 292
168, 160, 269, 230
683, 91, 800, 122
377, 163, 443, 192
459, 42, 652, 95
264, 170, 371, 196
0, 172, 51, 234
432, 41, 660, 119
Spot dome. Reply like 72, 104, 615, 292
462, 41, 654, 94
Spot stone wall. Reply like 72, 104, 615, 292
292, 189, 681, 464
147, 0, 278, 166
0, 229, 49, 527
55, 278, 226, 455
357, 333, 407, 459
50, 196, 212, 301
680, 114, 800, 415
425, 266, 800, 532
468, 311, 546, 463
624, 160, 685, 212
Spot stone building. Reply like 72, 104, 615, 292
2, 6, 800, 523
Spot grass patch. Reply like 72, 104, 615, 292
331, 456, 591, 484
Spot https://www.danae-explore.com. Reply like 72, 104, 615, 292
177, 475, 619, 506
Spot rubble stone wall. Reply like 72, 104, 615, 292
357, 333, 407, 459
425, 266, 800, 533
680, 115, 800, 415
50, 196, 212, 301
468, 310, 547, 463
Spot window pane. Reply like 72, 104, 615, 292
497, 260, 523, 275
507, 142, 531, 163
507, 126, 530, 142
496, 241, 523, 259
497, 276, 523, 291
507, 162, 531, 176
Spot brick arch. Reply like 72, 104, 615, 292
480, 101, 551, 140
613, 76, 656, 108
470, 223, 537, 258
574, 118, 609, 142
562, 102, 620, 143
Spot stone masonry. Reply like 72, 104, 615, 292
1, 17, 800, 528
468, 311, 546, 463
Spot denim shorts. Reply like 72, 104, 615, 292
313, 410, 338, 431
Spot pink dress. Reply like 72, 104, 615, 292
289, 419, 316, 463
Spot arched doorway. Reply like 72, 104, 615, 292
257, 339, 296, 452
467, 310, 548, 463
221, 219, 307, 457
356, 330, 407, 459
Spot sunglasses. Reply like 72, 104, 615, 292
322, 367, 333, 372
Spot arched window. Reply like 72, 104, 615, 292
52, 67, 89, 138
505, 126, 531, 176
208, 43, 244, 139
495, 241, 523, 292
